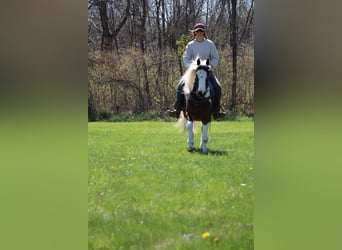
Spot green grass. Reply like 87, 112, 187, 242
88, 121, 254, 250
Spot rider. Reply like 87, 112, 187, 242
169, 23, 225, 120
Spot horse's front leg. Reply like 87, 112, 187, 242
200, 123, 209, 154
186, 120, 194, 152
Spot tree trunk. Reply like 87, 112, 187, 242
88, 92, 97, 121
140, 0, 147, 53
239, 0, 254, 44
156, 0, 162, 50
95, 0, 130, 51
230, 0, 238, 111
95, 0, 113, 51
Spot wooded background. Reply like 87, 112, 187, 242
88, 0, 254, 120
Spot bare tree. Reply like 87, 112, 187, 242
230, 0, 238, 111
88, 0, 254, 118
239, 0, 254, 44
93, 0, 130, 51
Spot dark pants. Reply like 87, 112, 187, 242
175, 71, 221, 113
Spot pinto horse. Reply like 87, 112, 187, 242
178, 58, 213, 154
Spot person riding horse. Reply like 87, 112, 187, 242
177, 58, 214, 153
169, 23, 225, 120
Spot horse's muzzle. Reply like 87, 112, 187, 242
197, 91, 205, 98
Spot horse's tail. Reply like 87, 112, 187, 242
176, 111, 187, 132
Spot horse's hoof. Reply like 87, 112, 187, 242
202, 146, 208, 154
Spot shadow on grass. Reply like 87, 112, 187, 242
188, 148, 228, 156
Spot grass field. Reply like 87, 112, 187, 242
88, 120, 254, 250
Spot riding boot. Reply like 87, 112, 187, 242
207, 71, 223, 120
168, 80, 185, 118
212, 86, 225, 120
170, 94, 183, 117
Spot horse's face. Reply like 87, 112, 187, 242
194, 59, 210, 98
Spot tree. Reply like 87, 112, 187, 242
88, 0, 254, 119
93, 0, 130, 51
229, 0, 238, 111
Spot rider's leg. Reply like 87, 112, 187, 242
208, 72, 225, 119
169, 78, 185, 117
208, 81, 215, 99
175, 80, 184, 111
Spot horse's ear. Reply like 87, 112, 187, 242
197, 58, 201, 65
206, 59, 210, 65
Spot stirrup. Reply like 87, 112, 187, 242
213, 111, 226, 120
167, 109, 181, 118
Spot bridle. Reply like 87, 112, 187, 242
192, 64, 210, 100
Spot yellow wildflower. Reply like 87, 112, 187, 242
202, 232, 210, 239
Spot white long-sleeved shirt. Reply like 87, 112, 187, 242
183, 38, 219, 69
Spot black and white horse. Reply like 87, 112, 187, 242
178, 58, 213, 153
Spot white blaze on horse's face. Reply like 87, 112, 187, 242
196, 69, 207, 97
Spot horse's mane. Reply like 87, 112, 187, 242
182, 59, 199, 95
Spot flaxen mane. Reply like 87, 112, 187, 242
182, 59, 199, 95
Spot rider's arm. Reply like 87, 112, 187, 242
183, 43, 193, 69
209, 41, 219, 68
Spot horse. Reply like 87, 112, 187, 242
177, 58, 213, 154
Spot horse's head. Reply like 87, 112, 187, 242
193, 59, 210, 98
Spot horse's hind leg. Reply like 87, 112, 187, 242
200, 123, 209, 154
186, 120, 194, 152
